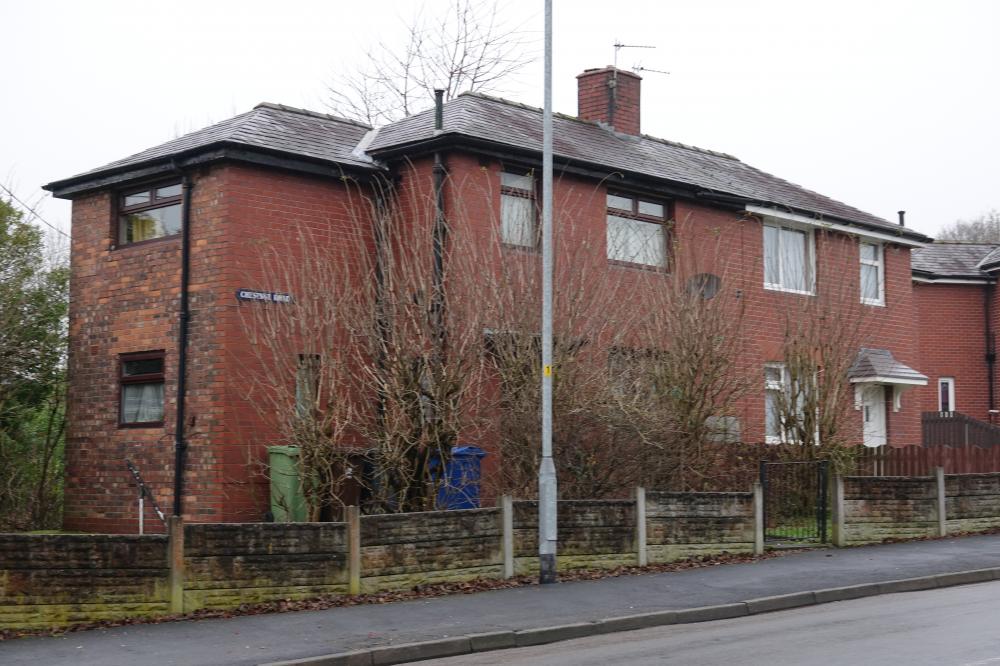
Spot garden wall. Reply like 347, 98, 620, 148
183, 523, 349, 610
646, 491, 755, 561
9, 473, 1000, 631
2, 493, 754, 631
837, 472, 1000, 544
512, 500, 637, 574
840, 476, 939, 544
0, 534, 169, 630
360, 508, 503, 590
946, 473, 1000, 533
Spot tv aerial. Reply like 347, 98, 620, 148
613, 41, 670, 76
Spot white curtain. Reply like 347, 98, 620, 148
123, 383, 164, 423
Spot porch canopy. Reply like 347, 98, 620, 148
848, 347, 928, 412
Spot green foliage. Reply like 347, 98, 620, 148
0, 197, 68, 530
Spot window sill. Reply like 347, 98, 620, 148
861, 298, 885, 308
608, 259, 668, 273
111, 234, 181, 252
501, 242, 539, 254
764, 284, 814, 296
118, 421, 165, 429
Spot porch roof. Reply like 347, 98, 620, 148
848, 348, 928, 386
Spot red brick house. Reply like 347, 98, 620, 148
912, 242, 1000, 426
46, 67, 936, 533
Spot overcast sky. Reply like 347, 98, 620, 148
3, 0, 997, 243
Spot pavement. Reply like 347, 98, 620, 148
3, 534, 1000, 666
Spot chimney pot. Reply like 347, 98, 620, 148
898, 210, 906, 227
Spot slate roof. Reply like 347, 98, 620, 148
848, 348, 928, 384
367, 92, 926, 239
910, 242, 999, 279
43, 94, 929, 244
979, 246, 1000, 272
46, 103, 377, 191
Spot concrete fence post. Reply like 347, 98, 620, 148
347, 505, 361, 595
831, 476, 846, 547
935, 466, 948, 537
167, 515, 185, 614
635, 487, 647, 566
752, 481, 764, 555
501, 495, 514, 578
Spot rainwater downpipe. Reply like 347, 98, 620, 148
986, 282, 996, 418
373, 181, 390, 426
173, 169, 194, 517
432, 89, 447, 350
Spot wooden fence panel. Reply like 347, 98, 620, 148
854, 445, 1000, 476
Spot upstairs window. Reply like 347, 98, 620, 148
500, 172, 536, 247
763, 222, 814, 294
859, 241, 884, 305
120, 351, 165, 426
606, 193, 667, 268
118, 182, 182, 245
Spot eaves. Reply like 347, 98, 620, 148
44, 143, 384, 199
370, 133, 933, 242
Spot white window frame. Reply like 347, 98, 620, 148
605, 192, 668, 269
764, 363, 814, 444
763, 221, 815, 295
764, 363, 788, 444
859, 241, 885, 306
938, 377, 956, 413
499, 171, 536, 248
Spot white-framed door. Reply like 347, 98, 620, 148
862, 385, 887, 448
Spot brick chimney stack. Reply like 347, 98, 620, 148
576, 66, 642, 135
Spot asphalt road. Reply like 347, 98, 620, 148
425, 581, 1000, 666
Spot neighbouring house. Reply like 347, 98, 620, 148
46, 66, 940, 533
912, 242, 1000, 435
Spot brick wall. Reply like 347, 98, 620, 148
645, 491, 755, 561
64, 145, 928, 532
576, 67, 641, 134
64, 163, 371, 532
445, 154, 923, 450
0, 534, 169, 629
914, 282, 992, 420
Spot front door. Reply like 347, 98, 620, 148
862, 385, 887, 447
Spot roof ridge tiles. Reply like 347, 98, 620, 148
457, 91, 739, 161
254, 102, 373, 129
927, 239, 999, 247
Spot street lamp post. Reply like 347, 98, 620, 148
538, 0, 558, 584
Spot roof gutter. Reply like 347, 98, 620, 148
44, 143, 381, 199
746, 205, 929, 247
912, 275, 994, 285
369, 135, 929, 244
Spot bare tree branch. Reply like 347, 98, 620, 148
326, 0, 535, 126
